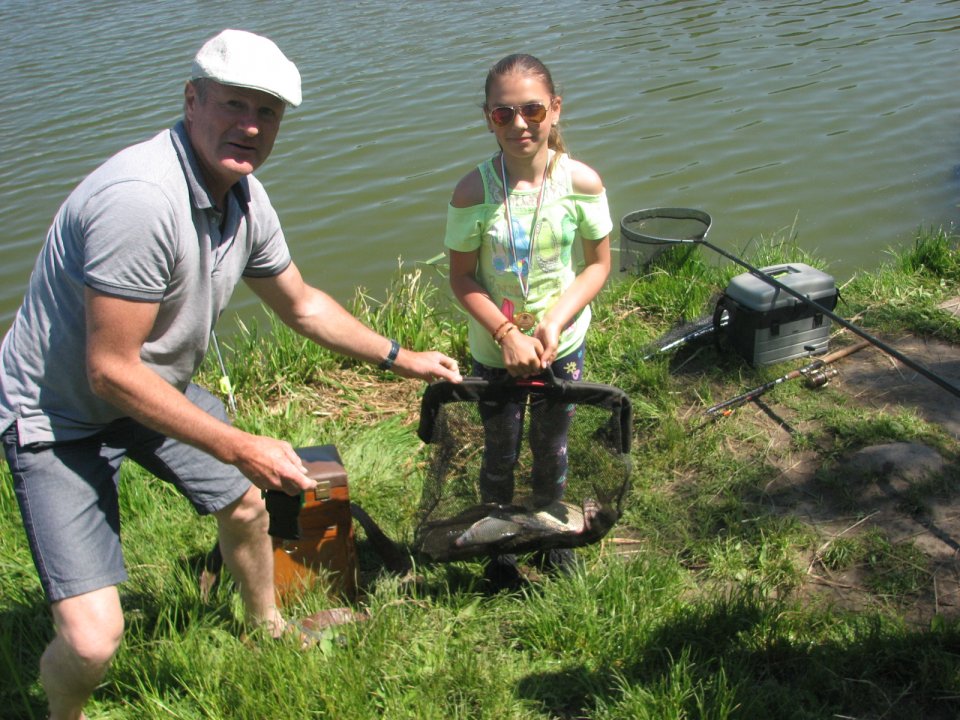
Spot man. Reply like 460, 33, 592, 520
0, 29, 461, 720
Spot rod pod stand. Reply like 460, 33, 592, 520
704, 339, 871, 417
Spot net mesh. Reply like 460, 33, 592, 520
619, 207, 712, 273
413, 375, 632, 561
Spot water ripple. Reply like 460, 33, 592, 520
1, 0, 958, 331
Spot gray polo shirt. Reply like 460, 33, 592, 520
0, 121, 292, 444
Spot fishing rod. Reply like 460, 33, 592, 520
705, 339, 872, 418
620, 208, 960, 399
642, 312, 728, 361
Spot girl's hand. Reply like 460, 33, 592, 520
534, 318, 562, 368
501, 329, 544, 377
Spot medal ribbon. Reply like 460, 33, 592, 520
500, 151, 549, 307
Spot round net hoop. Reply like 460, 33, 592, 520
620, 207, 712, 245
619, 207, 712, 272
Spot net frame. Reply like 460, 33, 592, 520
619, 207, 712, 272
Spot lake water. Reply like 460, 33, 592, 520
2, 0, 958, 334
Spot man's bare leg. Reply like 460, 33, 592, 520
214, 485, 283, 635
43, 586, 124, 720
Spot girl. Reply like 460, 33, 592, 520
444, 53, 612, 584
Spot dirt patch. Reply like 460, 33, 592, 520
613, 310, 960, 624
840, 334, 960, 440
739, 329, 960, 623
264, 368, 423, 426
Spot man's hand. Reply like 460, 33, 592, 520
229, 434, 318, 495
391, 350, 463, 383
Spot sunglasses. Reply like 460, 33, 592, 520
488, 102, 548, 127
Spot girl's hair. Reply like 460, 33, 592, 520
484, 53, 568, 159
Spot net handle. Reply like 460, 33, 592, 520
512, 366, 560, 389
417, 372, 635, 454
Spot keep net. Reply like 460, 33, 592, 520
413, 373, 633, 561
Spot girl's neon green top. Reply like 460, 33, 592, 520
444, 152, 612, 367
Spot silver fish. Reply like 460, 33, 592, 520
454, 516, 521, 547
417, 497, 617, 562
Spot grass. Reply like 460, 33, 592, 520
1, 227, 959, 718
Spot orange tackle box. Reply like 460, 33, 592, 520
271, 445, 358, 603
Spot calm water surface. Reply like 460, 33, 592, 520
2, 0, 958, 333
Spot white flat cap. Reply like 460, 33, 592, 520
192, 29, 301, 107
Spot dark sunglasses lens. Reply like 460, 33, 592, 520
490, 107, 515, 126
519, 103, 547, 123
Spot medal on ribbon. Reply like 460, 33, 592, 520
500, 152, 549, 336
513, 312, 537, 331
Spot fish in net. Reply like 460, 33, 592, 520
413, 372, 632, 562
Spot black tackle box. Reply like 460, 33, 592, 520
720, 263, 837, 366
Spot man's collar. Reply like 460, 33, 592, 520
170, 120, 250, 214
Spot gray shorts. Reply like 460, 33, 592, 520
2, 384, 251, 603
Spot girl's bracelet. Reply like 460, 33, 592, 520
494, 323, 517, 345
492, 318, 512, 340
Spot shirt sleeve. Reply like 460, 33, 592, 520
242, 178, 292, 278
576, 190, 614, 242
444, 203, 487, 252
82, 180, 178, 301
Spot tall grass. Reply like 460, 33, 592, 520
1, 229, 959, 718
351, 259, 469, 359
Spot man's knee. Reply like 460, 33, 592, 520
61, 620, 124, 670
53, 588, 125, 668
216, 485, 268, 534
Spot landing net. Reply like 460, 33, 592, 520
413, 374, 633, 561
619, 207, 712, 272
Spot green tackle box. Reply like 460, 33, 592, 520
721, 263, 837, 366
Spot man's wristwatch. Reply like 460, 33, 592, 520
378, 338, 400, 370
